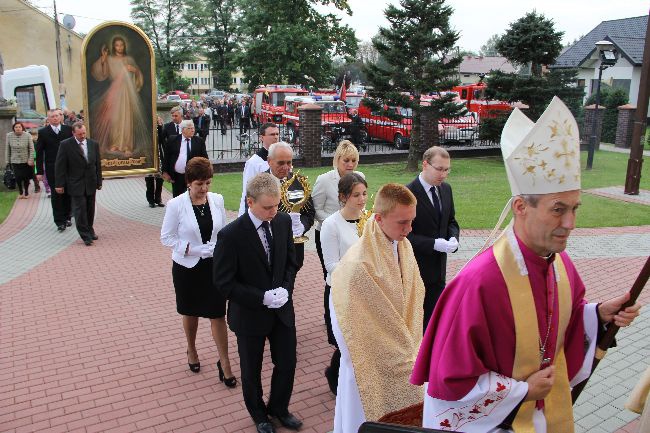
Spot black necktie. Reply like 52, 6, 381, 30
186, 138, 191, 158
175, 124, 179, 135
430, 186, 442, 218
261, 221, 274, 264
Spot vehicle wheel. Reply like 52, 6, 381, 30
394, 133, 407, 150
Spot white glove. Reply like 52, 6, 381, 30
447, 237, 459, 253
433, 238, 449, 253
187, 241, 215, 258
289, 212, 304, 237
263, 288, 289, 309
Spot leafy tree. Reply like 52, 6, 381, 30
131, 0, 194, 91
183, 0, 240, 90
495, 11, 563, 77
365, 0, 465, 171
479, 34, 501, 57
236, 0, 357, 90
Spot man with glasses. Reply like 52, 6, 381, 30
406, 146, 460, 330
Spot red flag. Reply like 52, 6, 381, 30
338, 74, 347, 103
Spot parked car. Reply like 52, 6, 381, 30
166, 94, 181, 102
208, 90, 228, 100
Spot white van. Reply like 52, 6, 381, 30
2, 65, 56, 130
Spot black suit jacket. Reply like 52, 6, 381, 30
35, 124, 73, 176
213, 212, 297, 336
193, 114, 210, 136
406, 177, 460, 288
162, 135, 208, 174
54, 137, 102, 196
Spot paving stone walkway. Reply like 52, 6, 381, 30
0, 178, 648, 433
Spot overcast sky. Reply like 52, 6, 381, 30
28, 0, 649, 52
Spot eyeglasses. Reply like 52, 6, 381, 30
431, 165, 451, 173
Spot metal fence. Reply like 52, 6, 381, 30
203, 114, 499, 163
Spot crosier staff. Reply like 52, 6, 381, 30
572, 256, 650, 404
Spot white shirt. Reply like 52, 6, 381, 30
51, 125, 60, 135
320, 211, 360, 285
247, 209, 273, 259
418, 173, 442, 212
175, 136, 191, 174
312, 169, 365, 231
238, 152, 270, 216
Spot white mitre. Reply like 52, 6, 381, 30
501, 96, 581, 196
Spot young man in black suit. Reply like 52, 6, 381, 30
36, 109, 73, 231
239, 99, 252, 135
161, 119, 208, 197
213, 172, 302, 433
149, 106, 184, 207
406, 146, 460, 330
54, 123, 102, 246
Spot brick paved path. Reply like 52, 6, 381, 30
1, 178, 648, 433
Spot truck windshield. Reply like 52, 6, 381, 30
320, 102, 346, 113
273, 92, 303, 106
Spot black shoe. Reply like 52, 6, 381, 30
269, 413, 302, 430
84, 239, 93, 246
217, 360, 237, 388
65, 220, 72, 227
256, 422, 275, 433
149, 202, 156, 208
186, 350, 200, 373
91, 233, 98, 241
324, 366, 338, 395
156, 202, 165, 207
57, 224, 66, 232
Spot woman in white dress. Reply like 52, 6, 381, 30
319, 172, 368, 394
312, 140, 363, 281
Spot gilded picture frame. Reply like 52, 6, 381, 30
81, 21, 158, 177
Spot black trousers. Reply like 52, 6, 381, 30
239, 117, 250, 134
236, 320, 297, 424
171, 171, 186, 197
314, 229, 327, 282
423, 280, 446, 332
71, 193, 96, 241
46, 168, 71, 226
145, 175, 163, 204
13, 163, 31, 196
295, 243, 304, 273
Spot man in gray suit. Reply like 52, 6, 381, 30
55, 122, 103, 246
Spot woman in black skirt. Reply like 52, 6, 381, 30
160, 157, 236, 387
4, 122, 35, 199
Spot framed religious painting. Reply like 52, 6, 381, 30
81, 21, 158, 177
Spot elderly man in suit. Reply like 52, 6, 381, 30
36, 108, 73, 231
406, 146, 460, 330
266, 141, 315, 272
162, 119, 208, 198
54, 123, 102, 246
213, 172, 302, 433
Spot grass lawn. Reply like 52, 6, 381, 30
210, 149, 650, 229
1, 150, 648, 228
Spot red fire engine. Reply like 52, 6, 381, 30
282, 95, 352, 144
451, 83, 512, 119
252, 85, 309, 125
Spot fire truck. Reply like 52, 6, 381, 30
357, 98, 478, 148
282, 95, 352, 146
451, 83, 512, 119
313, 89, 365, 115
252, 84, 309, 125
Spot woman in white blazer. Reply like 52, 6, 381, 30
319, 172, 368, 395
160, 157, 236, 387
312, 140, 364, 281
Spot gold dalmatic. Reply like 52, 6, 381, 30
280, 170, 312, 244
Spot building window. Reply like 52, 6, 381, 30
233, 77, 237, 84
577, 79, 586, 88
191, 78, 198, 85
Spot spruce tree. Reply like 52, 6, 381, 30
365, 0, 464, 171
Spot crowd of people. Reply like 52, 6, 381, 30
17, 98, 644, 433
154, 97, 642, 433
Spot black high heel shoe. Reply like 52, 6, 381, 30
217, 360, 237, 388
186, 350, 200, 373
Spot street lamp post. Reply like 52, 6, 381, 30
586, 40, 619, 170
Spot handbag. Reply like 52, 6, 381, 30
3, 164, 16, 190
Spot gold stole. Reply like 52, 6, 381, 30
493, 235, 574, 433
